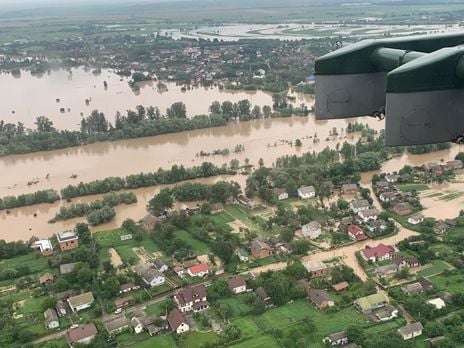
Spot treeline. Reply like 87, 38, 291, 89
406, 142, 451, 154
0, 240, 31, 259
0, 189, 60, 210
50, 192, 137, 223
61, 162, 234, 199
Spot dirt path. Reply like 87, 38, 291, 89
109, 248, 123, 268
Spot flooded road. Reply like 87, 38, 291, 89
0, 68, 311, 130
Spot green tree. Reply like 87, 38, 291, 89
148, 189, 174, 216
166, 102, 187, 119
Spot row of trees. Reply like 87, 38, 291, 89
50, 191, 136, 222
0, 189, 59, 210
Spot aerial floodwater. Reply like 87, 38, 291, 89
0, 68, 460, 241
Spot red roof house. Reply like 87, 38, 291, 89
360, 243, 395, 262
187, 263, 209, 277
347, 225, 368, 242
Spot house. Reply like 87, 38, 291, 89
174, 285, 209, 313
375, 181, 390, 190
322, 180, 335, 193
358, 208, 379, 223
408, 213, 424, 225
434, 220, 449, 235
228, 277, 247, 294
131, 315, 161, 335
187, 263, 209, 277
350, 199, 370, 213
57, 230, 79, 251
332, 281, 349, 293
386, 174, 401, 183
307, 288, 335, 309
374, 304, 399, 321
66, 323, 97, 347
115, 295, 135, 309
302, 221, 322, 239
392, 202, 413, 216
304, 261, 329, 277
251, 238, 273, 259
154, 259, 168, 273
238, 194, 257, 209
417, 277, 434, 291
379, 191, 397, 202
44, 308, 59, 329
427, 298, 446, 309
67, 292, 94, 313
104, 316, 130, 335
354, 293, 388, 313
401, 282, 424, 295
298, 185, 316, 199
135, 264, 166, 287
39, 272, 54, 287
366, 219, 388, 233
56, 300, 70, 317
272, 188, 288, 200
119, 282, 140, 294
33, 239, 53, 256
375, 264, 399, 278
393, 256, 420, 269
168, 308, 189, 334
342, 183, 359, 194
236, 248, 249, 262
323, 331, 348, 346
446, 159, 463, 170
139, 213, 159, 232
360, 243, 395, 262
256, 287, 273, 307
60, 262, 78, 275
398, 322, 423, 340
347, 225, 368, 241
210, 203, 224, 214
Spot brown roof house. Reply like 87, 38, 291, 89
342, 183, 359, 194
66, 323, 97, 347
256, 287, 273, 307
304, 261, 329, 278
323, 331, 349, 346
398, 322, 423, 340
332, 281, 349, 293
104, 316, 130, 335
115, 295, 135, 309
392, 202, 413, 216
174, 285, 209, 313
251, 238, 273, 259
139, 213, 159, 232
228, 276, 247, 294
168, 308, 189, 334
307, 288, 335, 310
39, 272, 54, 287
44, 308, 59, 329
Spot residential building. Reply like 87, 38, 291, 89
44, 308, 59, 329
358, 208, 379, 223
67, 292, 94, 313
256, 287, 273, 307
228, 277, 247, 294
66, 324, 97, 347
33, 239, 53, 256
350, 199, 370, 213
272, 188, 289, 200
342, 183, 359, 194
237, 194, 257, 209
446, 159, 463, 170
428, 298, 446, 309
408, 213, 424, 225
434, 220, 449, 235
131, 315, 161, 335
210, 203, 224, 214
398, 322, 423, 340
393, 256, 420, 269
323, 331, 349, 346
60, 262, 77, 275
168, 308, 189, 334
39, 272, 54, 287
174, 285, 209, 313
236, 248, 249, 262
251, 238, 273, 259
386, 174, 401, 183
392, 202, 413, 216
55, 300, 70, 317
115, 295, 135, 309
298, 185, 316, 199
135, 264, 166, 287
154, 259, 168, 273
401, 282, 424, 295
332, 281, 349, 293
307, 288, 334, 309
417, 277, 434, 291
302, 221, 322, 239
360, 244, 395, 262
379, 191, 396, 202
366, 219, 388, 233
347, 225, 368, 241
304, 261, 329, 277
139, 213, 159, 232
354, 293, 388, 313
104, 316, 130, 335
187, 263, 209, 277
119, 282, 140, 294
376, 264, 399, 278
375, 304, 399, 321
57, 230, 79, 251
375, 181, 390, 190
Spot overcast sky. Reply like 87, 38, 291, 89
0, 0, 180, 10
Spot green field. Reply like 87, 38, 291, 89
397, 184, 430, 192
417, 259, 455, 277
132, 334, 177, 348
429, 272, 464, 293
175, 229, 210, 254
179, 331, 221, 348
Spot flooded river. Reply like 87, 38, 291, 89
0, 68, 311, 130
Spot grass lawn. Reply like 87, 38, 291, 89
219, 297, 252, 318
429, 272, 464, 292
179, 331, 221, 348
175, 229, 210, 254
19, 295, 46, 314
131, 334, 176, 348
210, 211, 235, 225
397, 184, 429, 192
224, 204, 264, 232
231, 317, 262, 337
0, 253, 50, 276
230, 335, 280, 348
417, 259, 455, 277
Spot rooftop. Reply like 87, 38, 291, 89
398, 322, 423, 336
68, 292, 94, 308
66, 324, 97, 344
57, 229, 78, 242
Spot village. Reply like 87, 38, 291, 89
1, 153, 463, 348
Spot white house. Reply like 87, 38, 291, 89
298, 186, 316, 199
228, 277, 247, 294
168, 308, 189, 334
187, 263, 209, 277
236, 248, 249, 262
379, 192, 396, 202
408, 213, 424, 225
386, 174, 401, 183
428, 298, 446, 309
350, 199, 370, 213
398, 322, 423, 340
323, 331, 348, 346
135, 264, 166, 287
44, 308, 59, 329
358, 208, 379, 223
174, 285, 209, 313
67, 292, 94, 313
273, 188, 289, 200
301, 221, 322, 239
154, 259, 168, 273
33, 239, 53, 256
